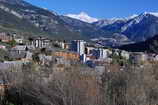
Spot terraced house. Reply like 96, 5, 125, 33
0, 32, 13, 42
28, 37, 51, 49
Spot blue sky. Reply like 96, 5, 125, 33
25, 0, 158, 19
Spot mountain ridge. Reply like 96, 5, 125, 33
0, 0, 85, 40
94, 12, 158, 42
1, 0, 158, 43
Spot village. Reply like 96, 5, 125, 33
0, 32, 158, 105
0, 32, 158, 72
0, 32, 158, 69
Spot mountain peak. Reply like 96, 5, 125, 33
65, 12, 98, 23
139, 12, 158, 17
143, 12, 158, 17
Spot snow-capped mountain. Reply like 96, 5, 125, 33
66, 12, 98, 23
144, 12, 158, 17
60, 15, 111, 38
1, 0, 158, 45
0, 0, 89, 40
94, 12, 158, 42
93, 19, 119, 28
93, 14, 138, 28
121, 12, 158, 41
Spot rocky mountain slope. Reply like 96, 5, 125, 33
60, 16, 111, 38
0, 0, 84, 40
1, 0, 158, 44
0, 0, 114, 40
94, 12, 158, 42
0, 6, 44, 36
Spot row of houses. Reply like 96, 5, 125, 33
54, 40, 116, 69
0, 32, 52, 48
55, 40, 158, 69
1, 32, 158, 70
27, 37, 51, 49
0, 32, 14, 42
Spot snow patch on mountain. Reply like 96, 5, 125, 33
108, 14, 138, 22
126, 14, 138, 20
144, 12, 158, 17
65, 12, 98, 23
121, 12, 158, 32
93, 19, 115, 27
94, 14, 138, 28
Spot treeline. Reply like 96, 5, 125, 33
0, 62, 158, 105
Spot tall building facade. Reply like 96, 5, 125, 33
71, 40, 86, 55
98, 48, 108, 59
